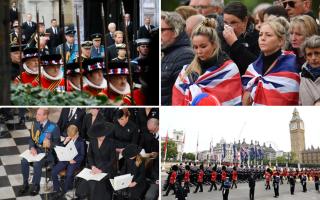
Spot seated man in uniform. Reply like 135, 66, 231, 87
56, 27, 78, 63
91, 33, 105, 58
111, 43, 127, 63
19, 108, 60, 196
32, 54, 65, 92
65, 62, 82, 92
82, 58, 107, 96
71, 41, 93, 63
14, 47, 39, 84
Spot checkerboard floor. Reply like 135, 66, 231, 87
0, 117, 75, 200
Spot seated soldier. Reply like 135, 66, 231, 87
99, 61, 133, 105
65, 62, 82, 92
71, 41, 93, 63
14, 47, 39, 84
91, 33, 105, 58
19, 108, 60, 196
32, 54, 65, 92
82, 58, 107, 96
51, 124, 85, 199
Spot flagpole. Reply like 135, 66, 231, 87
162, 129, 168, 170
195, 132, 199, 162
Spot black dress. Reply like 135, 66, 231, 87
121, 158, 146, 200
112, 120, 139, 148
80, 112, 105, 141
76, 137, 117, 200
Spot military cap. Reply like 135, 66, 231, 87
82, 58, 105, 74
91, 33, 102, 40
81, 41, 93, 49
65, 26, 76, 35
108, 60, 129, 75
22, 47, 39, 62
135, 38, 150, 46
40, 54, 63, 66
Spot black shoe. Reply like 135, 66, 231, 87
18, 184, 29, 195
30, 184, 40, 196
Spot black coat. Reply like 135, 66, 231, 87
9, 8, 18, 23
121, 158, 146, 199
105, 33, 115, 47
106, 44, 118, 63
138, 25, 155, 39
121, 21, 134, 41
22, 21, 37, 42
57, 108, 86, 137
112, 120, 139, 149
80, 112, 105, 141
220, 23, 260, 75
161, 31, 194, 105
139, 132, 158, 154
46, 27, 62, 54
11, 63, 20, 81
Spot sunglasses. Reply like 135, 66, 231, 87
282, 1, 296, 8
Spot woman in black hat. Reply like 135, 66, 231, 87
120, 144, 146, 200
80, 108, 105, 141
112, 109, 139, 155
75, 121, 116, 200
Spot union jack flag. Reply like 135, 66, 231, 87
172, 60, 242, 106
242, 51, 300, 105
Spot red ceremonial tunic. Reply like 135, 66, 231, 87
221, 171, 227, 181
265, 172, 271, 182
14, 72, 38, 84
32, 76, 65, 92
184, 171, 190, 183
197, 170, 204, 183
133, 89, 146, 105
169, 171, 177, 184
211, 171, 217, 181
83, 85, 103, 96
232, 171, 238, 181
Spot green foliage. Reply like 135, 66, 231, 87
182, 152, 196, 161
162, 139, 178, 160
11, 84, 110, 105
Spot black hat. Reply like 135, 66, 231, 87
10, 44, 26, 52
122, 144, 142, 159
172, 165, 178, 171
135, 38, 150, 46
87, 121, 114, 138
65, 62, 82, 75
83, 58, 105, 74
91, 33, 102, 40
185, 165, 190, 170
22, 47, 38, 62
108, 61, 129, 75
147, 108, 159, 120
41, 54, 63, 66
222, 166, 226, 171
233, 166, 237, 170
81, 41, 93, 49
65, 27, 76, 35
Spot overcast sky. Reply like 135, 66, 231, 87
161, 107, 320, 153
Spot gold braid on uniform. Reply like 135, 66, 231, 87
31, 122, 40, 145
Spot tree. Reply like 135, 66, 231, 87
182, 152, 195, 161
161, 139, 178, 161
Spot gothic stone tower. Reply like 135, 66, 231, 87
289, 108, 305, 163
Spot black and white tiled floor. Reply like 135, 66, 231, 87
0, 117, 74, 200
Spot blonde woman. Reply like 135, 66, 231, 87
289, 15, 319, 68
172, 18, 242, 106
242, 20, 300, 105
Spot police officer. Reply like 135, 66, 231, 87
222, 177, 231, 200
14, 47, 39, 84
91, 33, 105, 58
56, 27, 78, 63
289, 171, 296, 195
273, 171, 280, 198
19, 108, 60, 196
301, 171, 307, 192
248, 172, 256, 200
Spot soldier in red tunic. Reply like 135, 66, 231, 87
183, 165, 190, 193
164, 165, 178, 196
194, 164, 204, 193
231, 166, 238, 189
14, 47, 39, 84
265, 168, 271, 190
209, 165, 218, 191
31, 54, 65, 92
99, 61, 134, 105
82, 58, 107, 96
65, 62, 82, 92
220, 165, 227, 191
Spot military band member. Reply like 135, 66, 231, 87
10, 43, 25, 81
9, 20, 26, 45
231, 166, 238, 189
27, 22, 46, 48
65, 62, 82, 92
72, 41, 93, 63
14, 47, 39, 84
90, 33, 105, 58
56, 27, 78, 63
209, 166, 218, 191
82, 58, 108, 96
31, 54, 65, 92
19, 108, 60, 196
194, 164, 204, 193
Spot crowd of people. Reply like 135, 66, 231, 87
163, 162, 320, 199
161, 0, 320, 106
10, 107, 159, 200
8, 1, 159, 105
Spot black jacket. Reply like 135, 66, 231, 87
221, 23, 260, 75
9, 8, 18, 23
57, 108, 86, 137
22, 21, 37, 42
106, 44, 118, 63
138, 25, 155, 39
112, 120, 139, 148
80, 112, 105, 141
46, 27, 62, 54
11, 63, 20, 81
161, 31, 194, 105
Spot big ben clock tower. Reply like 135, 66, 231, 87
289, 108, 305, 163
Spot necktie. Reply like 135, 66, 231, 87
68, 109, 73, 121
29, 22, 32, 27
40, 124, 44, 132
97, 48, 99, 54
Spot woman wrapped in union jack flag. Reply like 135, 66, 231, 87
172, 18, 243, 106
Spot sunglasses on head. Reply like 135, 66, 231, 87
283, 1, 296, 8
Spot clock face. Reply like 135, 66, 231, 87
290, 123, 297, 130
